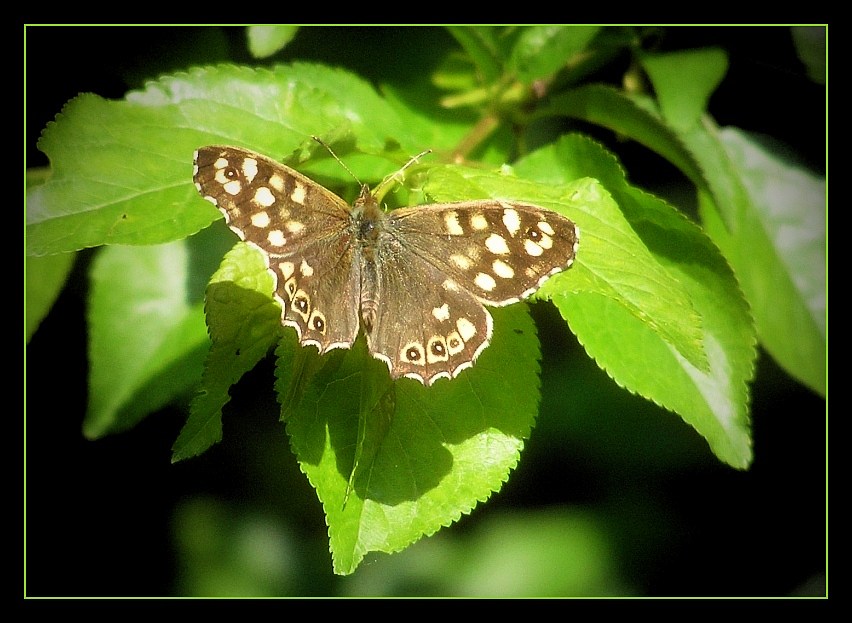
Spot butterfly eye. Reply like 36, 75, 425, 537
526, 227, 541, 241
224, 166, 239, 179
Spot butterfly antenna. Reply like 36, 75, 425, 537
311, 135, 363, 186
373, 149, 433, 202
312, 136, 432, 202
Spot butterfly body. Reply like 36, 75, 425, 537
193, 145, 578, 386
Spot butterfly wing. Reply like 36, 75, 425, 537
365, 200, 578, 384
365, 238, 496, 385
389, 200, 579, 306
193, 146, 361, 353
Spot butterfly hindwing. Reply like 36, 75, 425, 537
366, 234, 495, 384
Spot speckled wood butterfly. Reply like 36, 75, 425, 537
193, 145, 579, 386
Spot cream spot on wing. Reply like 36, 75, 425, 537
253, 186, 276, 208
442, 279, 460, 292
269, 174, 285, 192
292, 292, 311, 321
524, 239, 543, 256
444, 211, 464, 235
267, 230, 286, 247
450, 254, 472, 270
470, 213, 488, 230
474, 273, 497, 292
283, 277, 297, 299
446, 331, 464, 355
537, 233, 553, 249
492, 259, 514, 279
402, 342, 426, 365
291, 182, 307, 204
432, 303, 450, 322
279, 262, 295, 279
214, 157, 229, 169
250, 211, 271, 228
223, 180, 241, 195
426, 336, 449, 363
286, 221, 305, 234
308, 310, 326, 334
485, 233, 510, 255
538, 220, 555, 236
300, 259, 314, 277
456, 317, 477, 342
502, 208, 521, 236
242, 158, 258, 182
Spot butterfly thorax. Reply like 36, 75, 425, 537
351, 185, 386, 255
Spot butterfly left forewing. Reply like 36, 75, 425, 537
193, 145, 361, 353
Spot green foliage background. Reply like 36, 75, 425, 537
25, 26, 825, 596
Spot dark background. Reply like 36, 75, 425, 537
25, 26, 826, 597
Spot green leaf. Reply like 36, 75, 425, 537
509, 26, 600, 83
278, 304, 540, 575
640, 48, 728, 130
247, 25, 299, 59
544, 84, 706, 189
85, 239, 212, 438
514, 135, 756, 468
26, 63, 431, 256
172, 242, 283, 462
183, 223, 543, 573
700, 128, 825, 396
25, 252, 75, 341
545, 83, 749, 236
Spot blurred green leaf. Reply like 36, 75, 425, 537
445, 26, 505, 84
173, 497, 297, 596
341, 508, 627, 596
85, 239, 211, 438
25, 252, 75, 341
640, 48, 728, 130
247, 25, 299, 59
700, 128, 825, 396
791, 26, 826, 84
509, 25, 600, 83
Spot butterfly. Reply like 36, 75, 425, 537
193, 145, 578, 385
